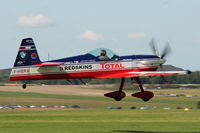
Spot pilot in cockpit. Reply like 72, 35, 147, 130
98, 49, 110, 61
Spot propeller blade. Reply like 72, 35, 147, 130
149, 38, 159, 56
161, 42, 171, 59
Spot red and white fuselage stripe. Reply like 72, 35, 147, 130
9, 59, 163, 81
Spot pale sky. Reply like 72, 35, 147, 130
0, 0, 200, 71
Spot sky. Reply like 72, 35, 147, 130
0, 0, 200, 71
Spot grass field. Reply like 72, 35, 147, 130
0, 85, 199, 133
0, 90, 199, 109
0, 110, 200, 133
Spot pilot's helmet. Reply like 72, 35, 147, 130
100, 49, 107, 56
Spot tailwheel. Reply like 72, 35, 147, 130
22, 83, 26, 89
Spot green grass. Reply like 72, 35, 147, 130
0, 90, 200, 133
0, 109, 200, 133
0, 91, 105, 101
0, 91, 198, 109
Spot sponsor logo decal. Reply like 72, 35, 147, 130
17, 61, 24, 65
60, 65, 92, 71
26, 39, 33, 43
101, 63, 125, 69
31, 61, 38, 63
19, 46, 35, 50
60, 67, 64, 71
19, 51, 27, 59
31, 52, 37, 60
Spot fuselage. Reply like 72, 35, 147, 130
9, 54, 166, 81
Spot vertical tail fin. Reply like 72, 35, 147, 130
14, 38, 41, 67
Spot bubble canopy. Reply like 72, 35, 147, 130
88, 48, 119, 59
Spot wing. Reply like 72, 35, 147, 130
96, 70, 190, 79
32, 62, 64, 66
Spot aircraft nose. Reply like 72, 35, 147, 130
160, 58, 166, 64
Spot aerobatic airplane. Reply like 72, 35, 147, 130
9, 38, 191, 102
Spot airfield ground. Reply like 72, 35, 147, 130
0, 84, 199, 133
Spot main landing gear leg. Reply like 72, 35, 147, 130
104, 77, 126, 101
131, 77, 154, 102
160, 76, 168, 84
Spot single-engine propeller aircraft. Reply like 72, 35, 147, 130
9, 38, 191, 102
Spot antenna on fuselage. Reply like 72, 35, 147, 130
48, 52, 53, 61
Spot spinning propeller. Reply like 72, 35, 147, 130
149, 38, 171, 59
